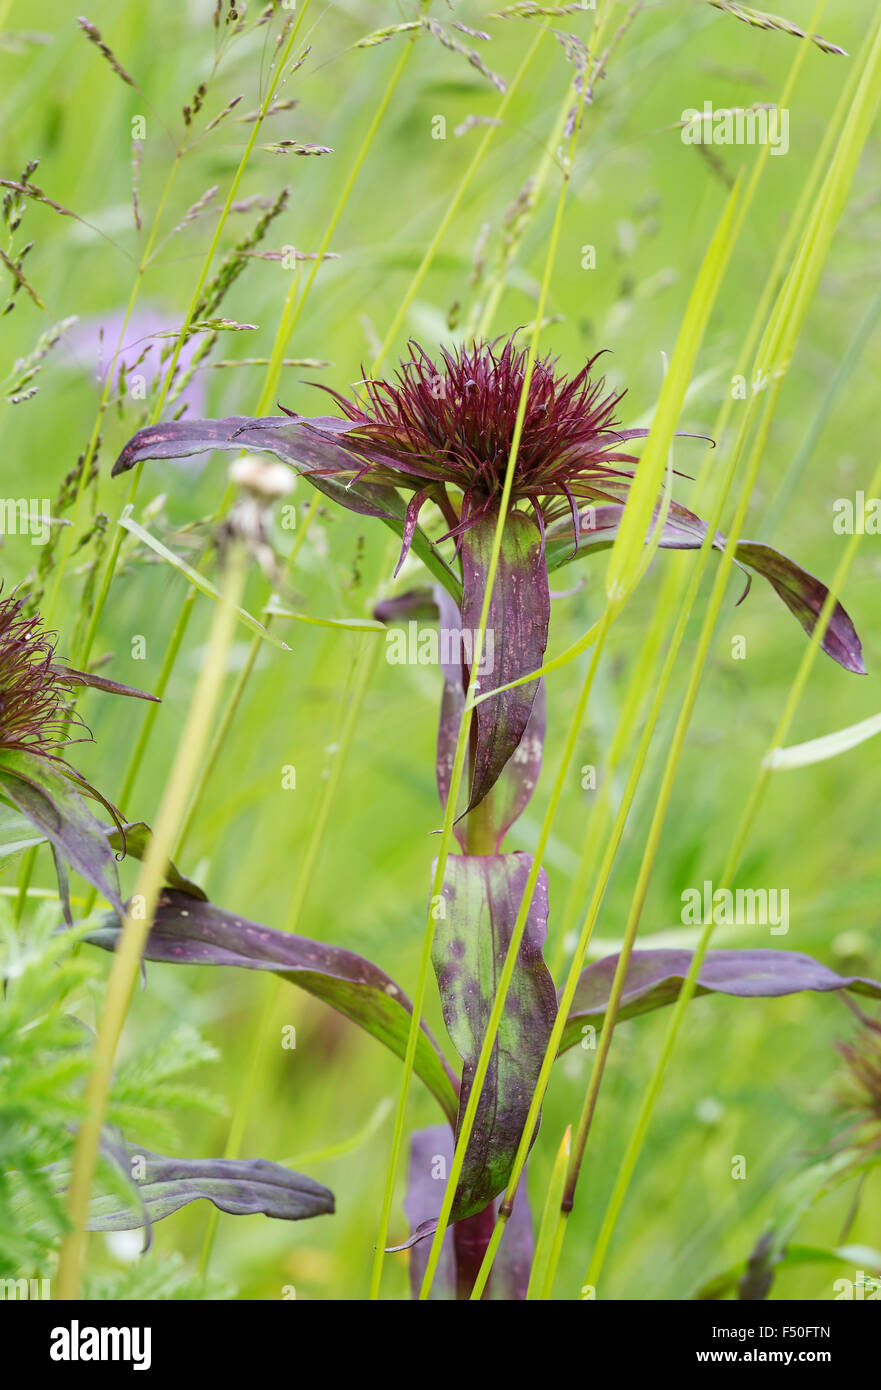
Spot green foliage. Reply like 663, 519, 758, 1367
1, 0, 880, 1301
108, 1024, 227, 1151
0, 905, 94, 1272
82, 1250, 234, 1301
0, 900, 228, 1290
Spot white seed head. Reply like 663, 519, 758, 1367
229, 454, 295, 499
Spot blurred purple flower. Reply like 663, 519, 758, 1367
66, 307, 206, 415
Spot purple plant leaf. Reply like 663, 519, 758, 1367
436, 677, 470, 852
111, 415, 463, 602
735, 540, 864, 675
111, 414, 389, 510
545, 500, 864, 674
433, 853, 556, 1221
490, 682, 546, 849
107, 821, 207, 900
373, 588, 438, 625
0, 749, 123, 917
52, 664, 159, 702
460, 509, 550, 812
394, 487, 430, 576
374, 583, 546, 847
402, 1126, 457, 1300
437, 663, 546, 851
87, 890, 459, 1124
557, 948, 881, 1054
86, 1145, 333, 1233
401, 1125, 534, 1299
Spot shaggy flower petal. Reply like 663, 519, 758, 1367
313, 338, 644, 566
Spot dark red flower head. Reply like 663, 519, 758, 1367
317, 337, 646, 564
0, 591, 72, 760
108, 339, 866, 691
0, 589, 157, 775
0, 591, 159, 922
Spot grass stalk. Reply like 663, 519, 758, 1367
467, 166, 743, 1299
196, 634, 380, 1272
75, 3, 312, 676
54, 542, 247, 1299
106, 21, 415, 822
260, 25, 425, 390
526, 1123, 571, 1299
579, 12, 881, 1290
583, 447, 881, 1296
760, 278, 881, 536
11, 146, 187, 921
43, 156, 182, 629
543, 0, 844, 986
511, 4, 854, 1293
371, 27, 548, 371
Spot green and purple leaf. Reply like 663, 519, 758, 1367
437, 671, 545, 849
459, 509, 550, 812
432, 853, 556, 1221
87, 890, 459, 1124
557, 948, 881, 1054
111, 415, 463, 602
545, 499, 864, 674
112, 414, 395, 515
0, 749, 123, 919
107, 820, 208, 900
87, 1144, 334, 1238
735, 540, 863, 675
430, 581, 546, 847
487, 682, 545, 849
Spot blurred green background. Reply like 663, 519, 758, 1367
2, 0, 880, 1298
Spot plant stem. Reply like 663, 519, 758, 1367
453, 1203, 496, 1299
413, 6, 617, 1297
357, 26, 557, 1298
371, 120, 574, 1298
464, 785, 498, 855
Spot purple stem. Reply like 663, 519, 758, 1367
453, 1201, 497, 1299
